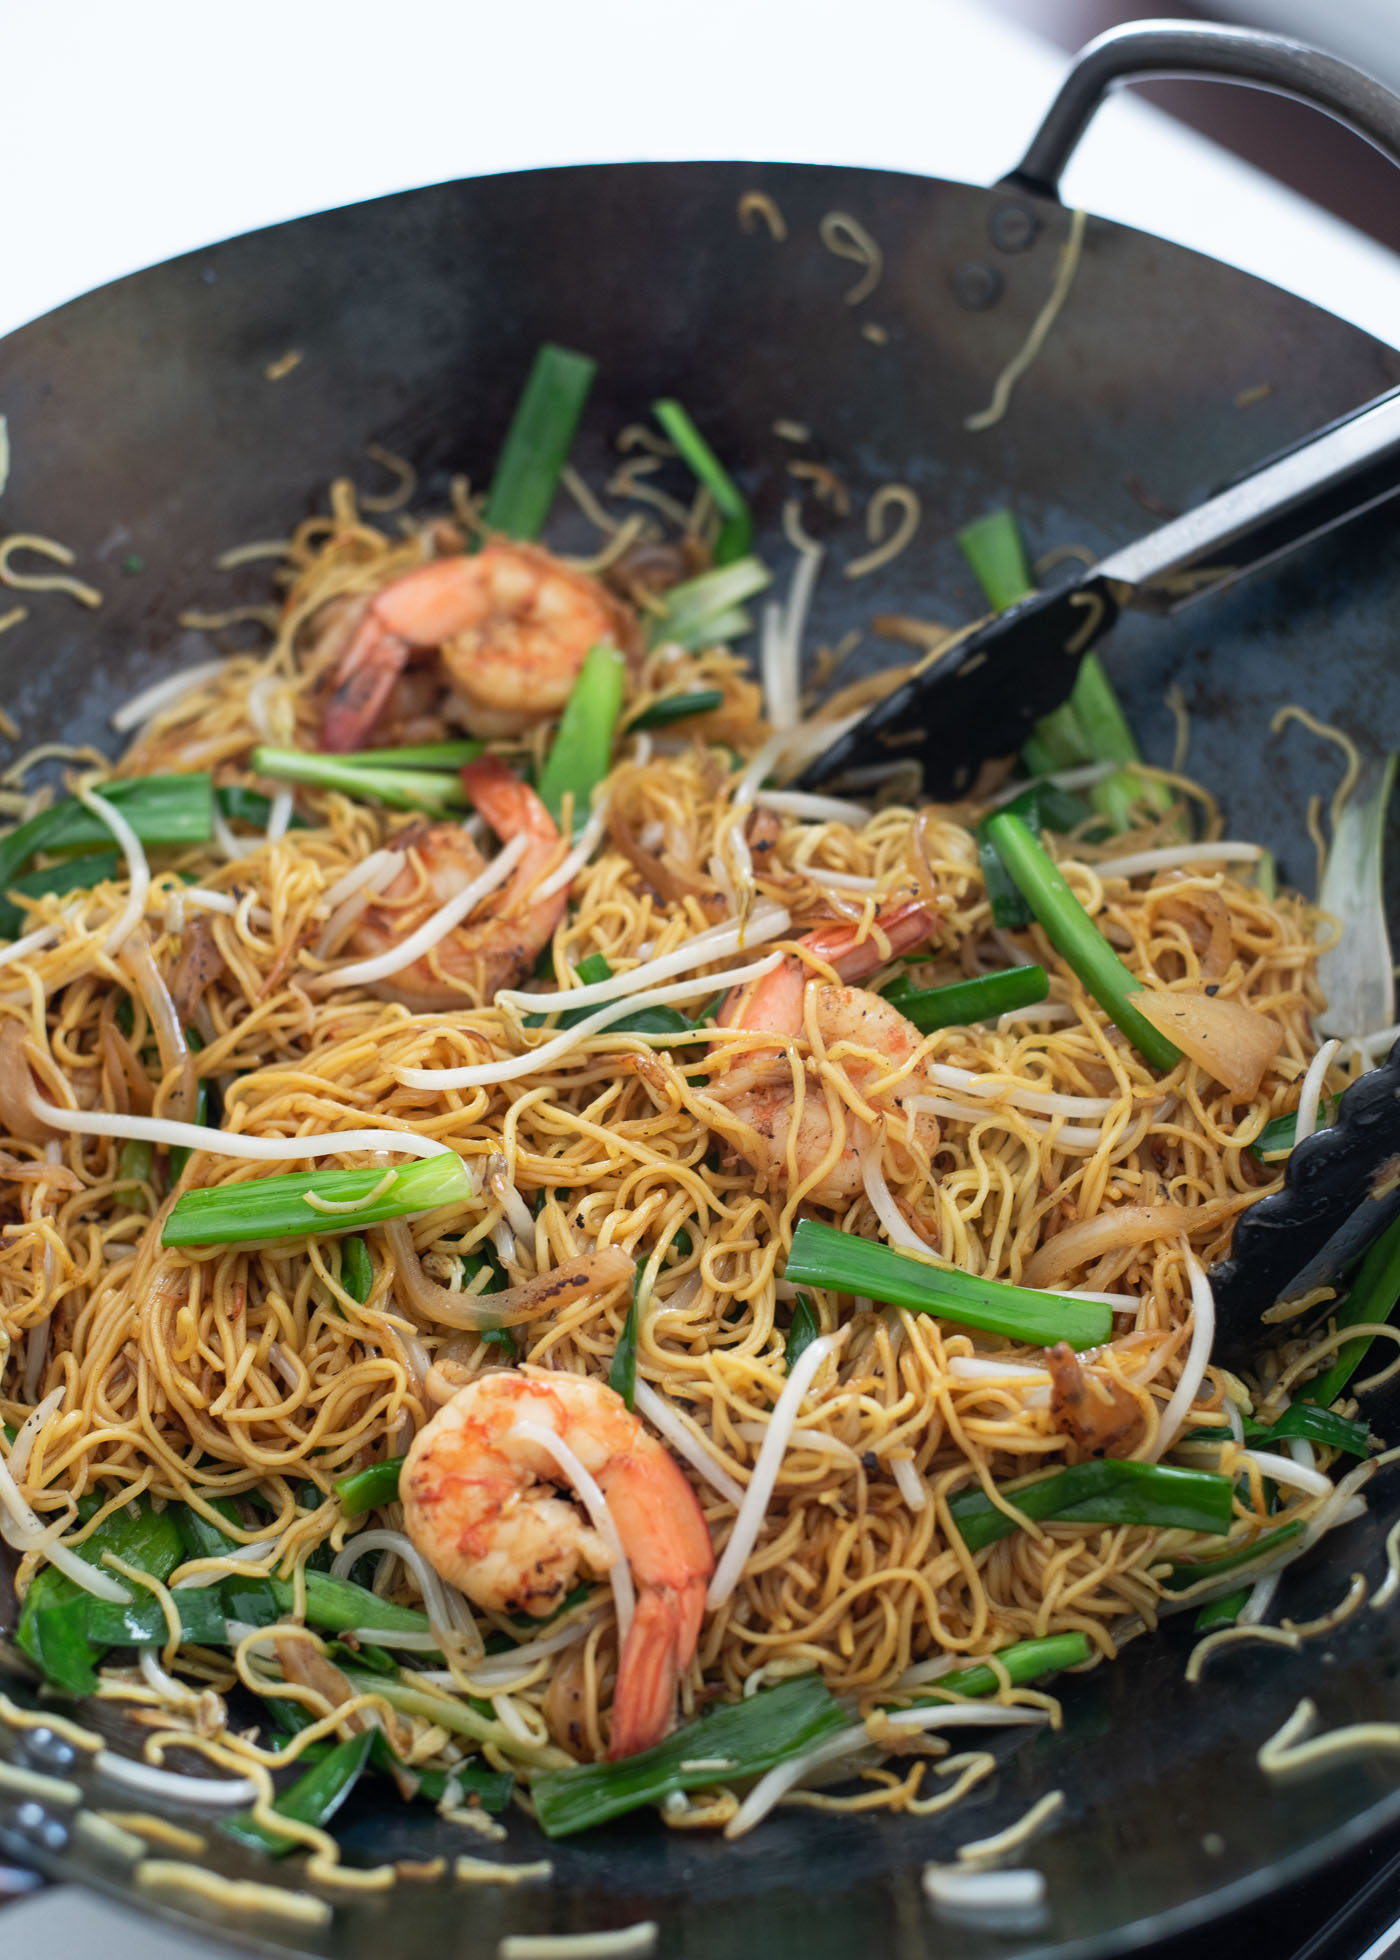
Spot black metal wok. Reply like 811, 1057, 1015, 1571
3, 20, 1400, 1959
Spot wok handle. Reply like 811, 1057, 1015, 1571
1005, 18, 1400, 201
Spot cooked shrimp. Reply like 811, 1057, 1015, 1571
402, 1370, 714, 1759
348, 757, 568, 1007
708, 902, 939, 1202
1045, 1342, 1146, 1461
319, 540, 638, 751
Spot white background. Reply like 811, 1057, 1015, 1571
4, 0, 1400, 348
2, 1, 1399, 1952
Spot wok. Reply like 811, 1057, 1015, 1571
3, 18, 1400, 1959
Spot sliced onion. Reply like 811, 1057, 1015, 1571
0, 1024, 57, 1143
385, 1219, 631, 1330
1023, 1204, 1199, 1290
1129, 988, 1283, 1099
120, 931, 196, 1123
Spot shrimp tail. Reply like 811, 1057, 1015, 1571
320, 613, 411, 752
607, 1578, 707, 1759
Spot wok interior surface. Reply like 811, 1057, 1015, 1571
3, 160, 1400, 1959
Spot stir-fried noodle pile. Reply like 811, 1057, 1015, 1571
0, 445, 1365, 1855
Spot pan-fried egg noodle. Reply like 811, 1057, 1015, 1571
0, 352, 1383, 1880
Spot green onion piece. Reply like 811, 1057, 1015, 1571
652, 399, 752, 564
0, 850, 120, 939
116, 1139, 154, 1211
898, 1631, 1091, 1705
785, 1294, 819, 1372
334, 740, 485, 770
266, 1571, 430, 1639
648, 558, 771, 652
215, 785, 310, 832
1186, 1404, 1372, 1457
948, 1459, 1233, 1553
1257, 850, 1278, 902
335, 1456, 405, 1517
531, 1674, 848, 1838
249, 746, 467, 815
625, 687, 726, 733
367, 1733, 512, 1812
168, 1076, 211, 1181
0, 774, 215, 894
982, 811, 1181, 1071
1021, 732, 1064, 778
1252, 1097, 1340, 1161
1194, 1588, 1251, 1632
885, 965, 1048, 1033
1304, 1212, 1400, 1410
224, 1729, 375, 1857
957, 508, 1034, 613
1160, 1520, 1303, 1592
162, 1153, 472, 1247
17, 1499, 185, 1696
976, 784, 1089, 931
1027, 702, 1091, 771
609, 1271, 642, 1410
525, 954, 693, 1039
1070, 652, 1174, 826
86, 1587, 228, 1649
482, 343, 596, 541
786, 1218, 1110, 1350
537, 643, 627, 828
340, 1235, 374, 1304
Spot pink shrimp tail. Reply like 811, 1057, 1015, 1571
608, 1577, 709, 1759
319, 614, 411, 752
718, 899, 937, 1032
460, 755, 551, 838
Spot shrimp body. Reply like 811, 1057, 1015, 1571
402, 1370, 714, 1759
349, 757, 567, 1007
709, 902, 939, 1202
320, 541, 637, 752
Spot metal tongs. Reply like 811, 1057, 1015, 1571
798, 386, 1400, 801
798, 388, 1400, 1351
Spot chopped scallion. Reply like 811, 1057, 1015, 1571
982, 811, 1181, 1071
948, 1459, 1233, 1553
652, 399, 752, 564
625, 687, 726, 733
531, 1674, 847, 1838
1160, 1520, 1302, 1592
882, 964, 1048, 1032
249, 746, 468, 814
785, 1294, 819, 1371
957, 508, 1033, 614
1304, 1211, 1400, 1411
340, 1235, 374, 1304
648, 559, 771, 652
224, 1730, 374, 1856
335, 1456, 405, 1517
0, 774, 215, 894
483, 344, 596, 541
896, 1631, 1091, 1704
162, 1152, 472, 1246
785, 1218, 1110, 1349
0, 850, 120, 939
609, 1270, 642, 1410
536, 643, 626, 829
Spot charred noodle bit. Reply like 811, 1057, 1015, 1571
0, 383, 1345, 1850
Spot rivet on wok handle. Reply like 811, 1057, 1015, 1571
988, 203, 1039, 254
951, 261, 1003, 311
1002, 20, 1400, 205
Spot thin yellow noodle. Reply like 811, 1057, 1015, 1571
0, 533, 103, 608
358, 444, 418, 514
819, 211, 882, 305
965, 208, 1087, 434
845, 486, 921, 580
738, 193, 787, 242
